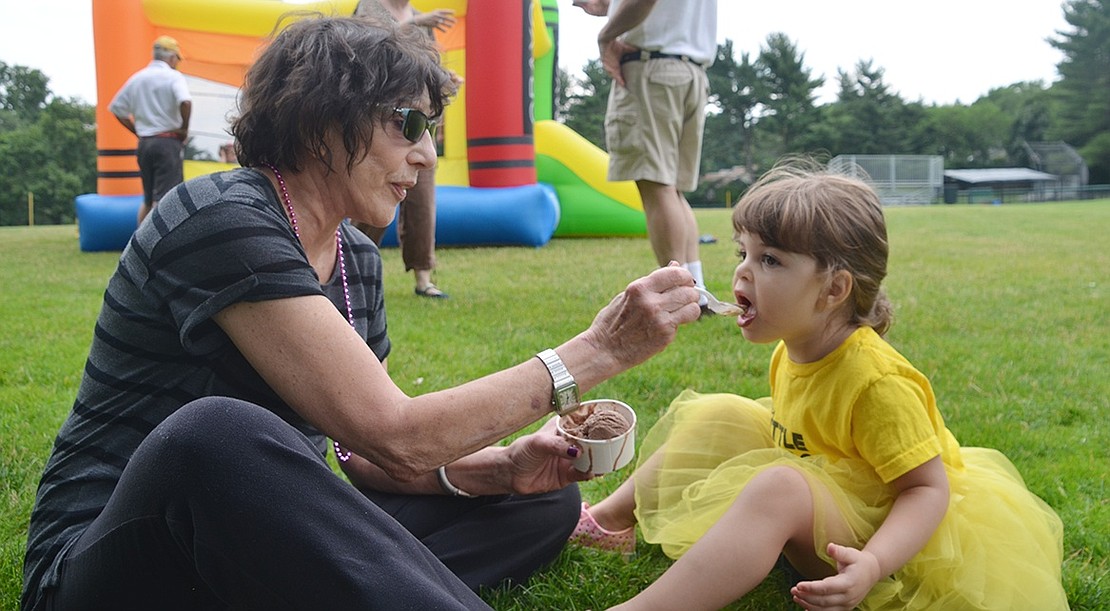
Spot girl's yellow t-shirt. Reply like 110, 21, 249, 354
769, 326, 963, 483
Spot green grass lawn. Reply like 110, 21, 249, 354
2, 201, 1107, 610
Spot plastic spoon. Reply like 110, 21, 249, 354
695, 287, 744, 316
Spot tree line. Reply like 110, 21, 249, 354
559, 0, 1109, 205
1, 0, 1106, 225
0, 62, 96, 226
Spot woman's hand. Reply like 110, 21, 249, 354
504, 417, 592, 495
411, 9, 456, 33
574, 264, 700, 380
790, 543, 881, 611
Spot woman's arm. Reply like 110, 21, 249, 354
791, 456, 950, 611
334, 360, 586, 497
339, 417, 589, 496
214, 265, 698, 482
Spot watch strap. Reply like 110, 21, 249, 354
536, 348, 580, 416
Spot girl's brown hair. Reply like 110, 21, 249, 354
732, 159, 894, 336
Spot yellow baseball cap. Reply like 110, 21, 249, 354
153, 35, 183, 59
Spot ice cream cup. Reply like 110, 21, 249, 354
556, 399, 637, 474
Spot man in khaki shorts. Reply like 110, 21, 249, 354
576, 0, 717, 305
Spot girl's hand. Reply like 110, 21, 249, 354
792, 456, 948, 609
790, 542, 881, 611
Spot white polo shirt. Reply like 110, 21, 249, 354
612, 0, 717, 66
108, 60, 191, 137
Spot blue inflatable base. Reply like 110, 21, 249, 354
377, 183, 560, 248
75, 194, 141, 252
74, 183, 560, 253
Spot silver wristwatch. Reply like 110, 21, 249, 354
536, 349, 580, 416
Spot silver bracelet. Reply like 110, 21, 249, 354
436, 466, 477, 498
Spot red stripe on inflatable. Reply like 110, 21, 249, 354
465, 0, 536, 187
468, 167, 538, 186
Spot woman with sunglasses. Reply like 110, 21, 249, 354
21, 16, 701, 611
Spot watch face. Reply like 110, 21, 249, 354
556, 386, 580, 409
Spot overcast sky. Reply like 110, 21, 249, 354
560, 0, 1070, 104
0, 0, 1071, 154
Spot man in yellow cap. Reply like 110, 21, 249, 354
108, 35, 192, 225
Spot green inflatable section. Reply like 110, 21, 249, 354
536, 154, 647, 237
535, 0, 557, 122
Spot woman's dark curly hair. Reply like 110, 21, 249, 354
232, 15, 456, 174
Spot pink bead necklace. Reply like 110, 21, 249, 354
264, 163, 354, 462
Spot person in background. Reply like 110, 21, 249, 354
218, 141, 238, 164
570, 161, 1068, 611
108, 35, 192, 225
21, 17, 701, 611
574, 0, 717, 311
354, 0, 457, 298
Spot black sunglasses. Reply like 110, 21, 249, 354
393, 107, 438, 144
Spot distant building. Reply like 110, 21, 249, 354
943, 168, 1057, 203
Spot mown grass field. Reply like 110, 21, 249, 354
2, 201, 1107, 609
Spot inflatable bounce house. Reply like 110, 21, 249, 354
77, 0, 646, 251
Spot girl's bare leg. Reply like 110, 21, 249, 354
587, 477, 638, 531
609, 466, 828, 611
588, 450, 670, 531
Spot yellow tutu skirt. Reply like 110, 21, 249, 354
633, 390, 1069, 610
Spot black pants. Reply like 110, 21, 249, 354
137, 136, 184, 208
44, 397, 578, 610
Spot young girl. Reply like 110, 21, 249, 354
570, 162, 1069, 610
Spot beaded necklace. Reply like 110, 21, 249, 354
264, 163, 354, 462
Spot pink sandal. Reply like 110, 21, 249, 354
568, 502, 636, 557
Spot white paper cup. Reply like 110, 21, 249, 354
556, 399, 637, 474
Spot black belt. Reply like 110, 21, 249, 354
619, 50, 707, 68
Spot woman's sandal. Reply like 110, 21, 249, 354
414, 284, 449, 299
568, 502, 636, 558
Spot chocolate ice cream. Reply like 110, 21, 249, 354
562, 404, 631, 440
